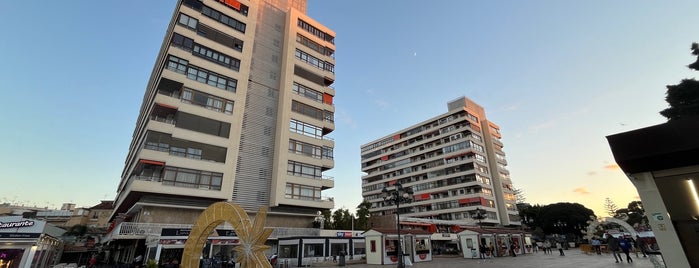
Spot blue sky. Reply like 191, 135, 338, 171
1, 1, 698, 216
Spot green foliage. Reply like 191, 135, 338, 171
514, 188, 526, 204
660, 42, 699, 120
538, 202, 595, 236
65, 225, 88, 236
614, 200, 647, 228
355, 200, 371, 231
604, 198, 618, 217
146, 259, 158, 268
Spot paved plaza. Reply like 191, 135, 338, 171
340, 250, 665, 268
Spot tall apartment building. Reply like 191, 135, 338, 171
361, 97, 519, 228
107, 0, 336, 261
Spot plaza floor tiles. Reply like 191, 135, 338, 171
346, 250, 665, 268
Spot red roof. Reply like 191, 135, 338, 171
369, 228, 433, 235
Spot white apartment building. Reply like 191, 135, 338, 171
105, 0, 336, 264
361, 97, 519, 229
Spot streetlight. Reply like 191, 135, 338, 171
382, 182, 414, 268
315, 211, 325, 229
553, 220, 567, 240
472, 208, 485, 228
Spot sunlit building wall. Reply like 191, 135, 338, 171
110, 0, 336, 230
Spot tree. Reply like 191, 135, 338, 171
514, 187, 526, 204
660, 42, 699, 120
614, 201, 646, 228
603, 198, 619, 217
356, 200, 371, 231
538, 202, 595, 236
331, 208, 355, 230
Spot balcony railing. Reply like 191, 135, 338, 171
103, 222, 320, 242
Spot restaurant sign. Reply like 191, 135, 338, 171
0, 220, 35, 229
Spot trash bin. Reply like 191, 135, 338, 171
338, 251, 346, 266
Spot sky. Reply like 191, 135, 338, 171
1, 1, 698, 217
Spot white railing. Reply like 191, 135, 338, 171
104, 222, 320, 241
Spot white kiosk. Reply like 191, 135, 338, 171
363, 228, 432, 265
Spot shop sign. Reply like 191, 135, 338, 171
0, 220, 34, 229
336, 232, 352, 237
0, 233, 40, 238
161, 228, 191, 236
215, 229, 237, 237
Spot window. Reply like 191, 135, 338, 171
163, 166, 223, 190
181, 88, 232, 114
166, 55, 188, 74
178, 13, 198, 30
171, 33, 194, 51
201, 6, 246, 33
287, 160, 322, 179
285, 183, 321, 201
193, 43, 241, 71
289, 139, 322, 158
289, 119, 323, 139
292, 82, 323, 103
291, 100, 333, 122
296, 33, 334, 57
297, 19, 334, 44
295, 49, 334, 73
166, 55, 237, 92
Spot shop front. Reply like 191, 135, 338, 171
0, 216, 64, 268
146, 227, 243, 267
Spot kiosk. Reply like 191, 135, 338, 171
363, 228, 432, 265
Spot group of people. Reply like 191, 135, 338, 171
478, 242, 495, 258
605, 234, 648, 263
537, 240, 565, 256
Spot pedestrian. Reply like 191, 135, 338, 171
591, 237, 601, 255
509, 239, 517, 257
619, 238, 633, 263
556, 241, 564, 256
636, 235, 648, 257
88, 256, 97, 268
488, 242, 495, 258
479, 243, 487, 259
543, 240, 551, 254
606, 234, 623, 263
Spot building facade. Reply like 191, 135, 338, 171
361, 97, 519, 229
107, 0, 336, 264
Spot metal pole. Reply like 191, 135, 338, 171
396, 196, 403, 268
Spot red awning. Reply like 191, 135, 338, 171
155, 102, 178, 110
221, 0, 241, 10
138, 159, 165, 166
399, 222, 432, 227
458, 197, 481, 204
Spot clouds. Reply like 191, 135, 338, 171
573, 187, 591, 195
365, 89, 390, 110
603, 163, 620, 170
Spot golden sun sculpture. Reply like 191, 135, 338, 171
181, 202, 274, 268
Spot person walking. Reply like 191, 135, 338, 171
591, 237, 601, 255
606, 234, 623, 263
636, 235, 648, 257
555, 241, 564, 256
619, 238, 633, 263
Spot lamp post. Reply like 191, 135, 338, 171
315, 211, 325, 229
472, 208, 485, 228
382, 182, 414, 268
553, 220, 567, 239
